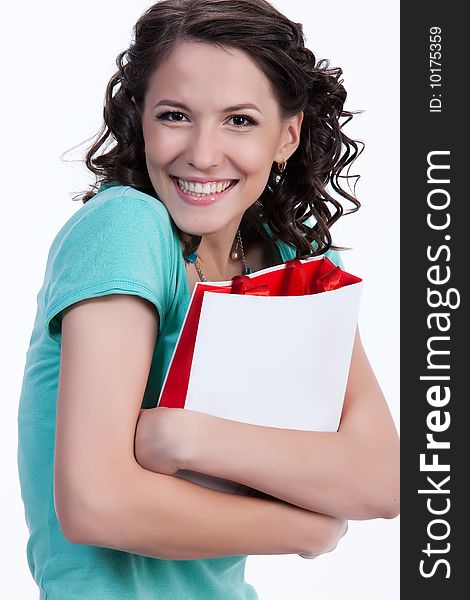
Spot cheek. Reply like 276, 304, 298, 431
142, 120, 177, 166
144, 137, 176, 169
238, 154, 273, 189
233, 137, 276, 177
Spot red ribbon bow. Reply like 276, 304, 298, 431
230, 259, 343, 296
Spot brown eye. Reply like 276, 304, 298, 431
157, 111, 188, 122
228, 114, 257, 128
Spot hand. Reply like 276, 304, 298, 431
134, 407, 218, 476
298, 514, 348, 559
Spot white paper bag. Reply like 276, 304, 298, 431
158, 256, 363, 495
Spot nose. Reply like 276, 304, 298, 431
185, 123, 224, 171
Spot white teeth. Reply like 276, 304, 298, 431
176, 178, 233, 195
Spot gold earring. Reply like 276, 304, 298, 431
277, 159, 287, 173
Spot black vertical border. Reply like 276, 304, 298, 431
401, 2, 466, 597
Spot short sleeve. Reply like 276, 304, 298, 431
323, 246, 345, 270
44, 192, 177, 343
275, 238, 346, 268
303, 216, 346, 270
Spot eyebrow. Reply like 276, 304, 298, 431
153, 99, 262, 114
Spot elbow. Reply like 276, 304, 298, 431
55, 461, 143, 548
54, 487, 112, 547
56, 510, 90, 546
359, 451, 400, 520
59, 519, 95, 547
376, 491, 400, 520
359, 490, 400, 521
381, 451, 400, 519
384, 499, 400, 520
356, 494, 400, 520
371, 458, 400, 520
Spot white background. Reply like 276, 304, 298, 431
1, 1, 399, 598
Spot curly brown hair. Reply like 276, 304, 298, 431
73, 0, 363, 263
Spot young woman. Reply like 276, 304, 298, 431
17, 0, 400, 598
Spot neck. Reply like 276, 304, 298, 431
197, 222, 242, 280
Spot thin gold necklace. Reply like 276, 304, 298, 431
186, 229, 253, 282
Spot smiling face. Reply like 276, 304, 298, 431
140, 41, 302, 238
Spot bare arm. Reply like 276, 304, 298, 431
139, 328, 400, 521
54, 294, 346, 559
75, 460, 346, 560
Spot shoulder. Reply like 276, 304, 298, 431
48, 183, 182, 271
74, 184, 175, 236
43, 185, 181, 341
48, 184, 180, 265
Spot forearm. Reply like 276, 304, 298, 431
75, 462, 331, 560
185, 419, 400, 521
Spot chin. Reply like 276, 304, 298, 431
171, 210, 233, 238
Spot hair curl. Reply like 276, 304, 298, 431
72, 0, 364, 263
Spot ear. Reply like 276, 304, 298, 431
274, 111, 304, 163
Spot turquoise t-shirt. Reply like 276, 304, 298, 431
17, 183, 344, 599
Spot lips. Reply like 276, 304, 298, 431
170, 175, 237, 189
169, 174, 239, 206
